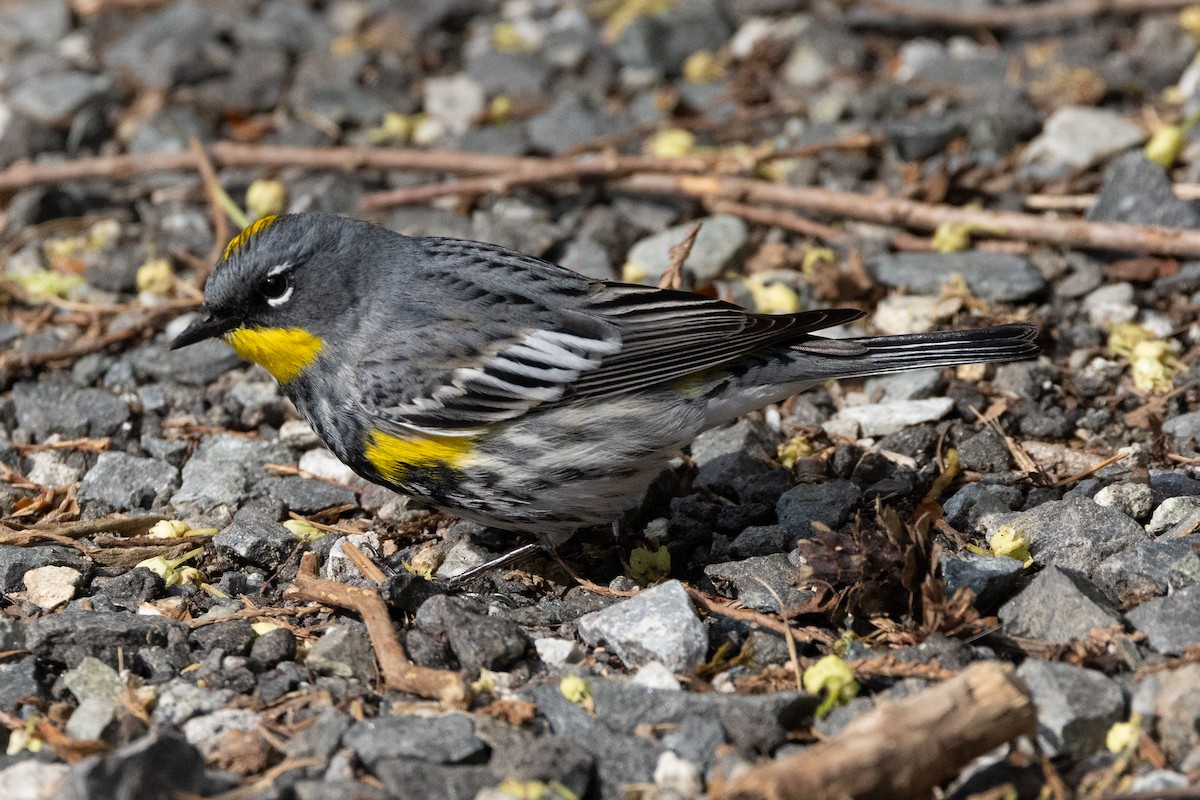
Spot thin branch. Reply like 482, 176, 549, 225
859, 0, 1197, 30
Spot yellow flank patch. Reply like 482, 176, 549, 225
225, 327, 324, 383
364, 429, 475, 484
222, 215, 279, 261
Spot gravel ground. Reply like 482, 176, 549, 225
1, 1, 1200, 799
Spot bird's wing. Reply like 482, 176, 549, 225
355, 241, 863, 434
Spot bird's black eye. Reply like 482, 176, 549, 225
261, 270, 292, 305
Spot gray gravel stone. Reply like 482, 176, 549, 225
1093, 481, 1154, 521
262, 476, 356, 513
867, 252, 1046, 302
305, 623, 373, 682
956, 429, 1013, 473
728, 525, 793, 559
103, 0, 216, 90
863, 369, 941, 402
212, 516, 295, 569
10, 72, 111, 125
1126, 585, 1200, 655
60, 730, 204, 800
78, 452, 179, 511
1164, 410, 1200, 453
690, 417, 775, 490
0, 0, 70, 50
1133, 663, 1200, 765
130, 339, 243, 386
831, 398, 955, 438
528, 93, 630, 154
172, 433, 291, 515
1149, 470, 1200, 506
415, 594, 530, 672
12, 381, 129, 442
577, 580, 707, 672
63, 657, 123, 702
1087, 152, 1200, 229
943, 483, 1023, 533
1020, 106, 1147, 180
28, 611, 189, 669
775, 479, 861, 538
704, 554, 811, 613
0, 545, 91, 593
1018, 660, 1124, 757
0, 659, 40, 711
1149, 496, 1200, 534
625, 215, 749, 287
343, 713, 486, 767
998, 566, 1123, 644
942, 551, 1024, 611
1094, 536, 1200, 603
373, 759, 491, 800
1010, 497, 1148, 577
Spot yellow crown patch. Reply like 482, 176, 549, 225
222, 215, 279, 261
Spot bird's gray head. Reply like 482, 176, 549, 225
170, 212, 400, 382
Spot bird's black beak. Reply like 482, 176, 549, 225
170, 314, 238, 349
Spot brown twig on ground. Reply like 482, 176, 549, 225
860, 0, 1197, 30
611, 173, 1200, 257
188, 605, 324, 629
716, 661, 1036, 800
661, 222, 702, 290
685, 586, 836, 647
342, 541, 388, 584
287, 551, 468, 707
189, 138, 230, 276
704, 198, 849, 244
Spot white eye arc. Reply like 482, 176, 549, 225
262, 263, 294, 307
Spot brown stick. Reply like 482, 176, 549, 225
612, 173, 1200, 257
705, 198, 849, 244
717, 661, 1036, 800
860, 0, 1197, 30
287, 552, 468, 707
189, 138, 230, 276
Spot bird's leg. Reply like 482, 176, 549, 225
442, 541, 546, 590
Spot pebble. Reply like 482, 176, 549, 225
577, 580, 708, 672
1020, 106, 1147, 180
867, 252, 1046, 303
1087, 152, 1200, 229
943, 483, 1023, 534
533, 637, 583, 668
1133, 664, 1200, 764
415, 594, 530, 672
831, 397, 954, 438
1082, 282, 1138, 328
1017, 660, 1124, 757
21, 565, 82, 610
941, 551, 1024, 611
1094, 536, 1200, 603
343, 713, 486, 767
1148, 496, 1200, 534
212, 516, 295, 569
77, 452, 179, 511
171, 433, 291, 515
424, 73, 486, 136
10, 72, 111, 125
1008, 497, 1148, 577
305, 623, 374, 682
704, 553, 811, 613
279, 419, 321, 449
25, 450, 84, 487
1126, 585, 1200, 655
624, 215, 749, 287
0, 545, 91, 594
12, 381, 129, 442
633, 661, 683, 691
60, 730, 204, 798
998, 566, 1123, 644
863, 369, 941, 402
775, 479, 861, 539
690, 417, 775, 490
1092, 481, 1154, 521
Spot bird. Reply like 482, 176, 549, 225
172, 212, 1038, 579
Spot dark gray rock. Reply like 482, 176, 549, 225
942, 551, 1024, 611
956, 429, 1013, 473
1012, 497, 1148, 577
130, 339, 241, 386
993, 361, 1054, 400
172, 433, 291, 515
1094, 536, 1200, 603
293, 781, 390, 800
728, 525, 793, 559
10, 72, 111, 125
999, 566, 1123, 644
1018, 660, 1124, 757
373, 759, 492, 800
867, 252, 1046, 302
1087, 152, 1200, 229
943, 483, 1023, 533
262, 476, 356, 513
1150, 470, 1200, 507
284, 707, 351, 762
0, 659, 41, 711
63, 657, 124, 702
12, 381, 129, 442
60, 730, 204, 800
344, 713, 486, 767
415, 594, 530, 672
0, 545, 91, 593
190, 620, 257, 660
212, 516, 294, 569
611, 0, 732, 75
305, 623, 373, 682
1163, 410, 1200, 453
1133, 663, 1200, 765
776, 479, 861, 539
0, 0, 70, 50
91, 569, 162, 612
690, 417, 776, 491
27, 611, 189, 668
249, 627, 297, 670
704, 554, 810, 612
885, 114, 962, 161
103, 0, 218, 90
625, 215, 749, 288
527, 93, 631, 154
576, 580, 707, 671
1126, 585, 1200, 655
77, 452, 179, 511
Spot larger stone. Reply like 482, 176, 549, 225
1008, 497, 1148, 577
78, 452, 179, 511
172, 434, 291, 515
12, 381, 129, 442
775, 480, 861, 539
342, 713, 486, 767
625, 215, 749, 287
867, 252, 1046, 303
577, 580, 707, 672
1126, 585, 1200, 655
1018, 660, 1124, 757
832, 398, 955, 438
1020, 106, 1147, 180
998, 566, 1123, 644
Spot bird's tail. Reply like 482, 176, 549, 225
804, 322, 1041, 381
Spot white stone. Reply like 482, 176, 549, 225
22, 565, 82, 610
0, 760, 69, 800
298, 447, 358, 485
632, 660, 682, 691
533, 637, 582, 668
832, 397, 955, 438
1082, 282, 1137, 328
423, 73, 485, 136
1021, 107, 1147, 178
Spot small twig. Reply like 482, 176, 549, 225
752, 577, 803, 693
342, 541, 388, 584
189, 138, 231, 277
287, 552, 468, 706
705, 198, 849, 244
187, 605, 324, 629
661, 222, 702, 290
685, 586, 835, 647
859, 0, 1197, 30
1051, 450, 1131, 488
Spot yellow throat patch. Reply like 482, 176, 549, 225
225, 327, 324, 383
222, 215, 279, 261
364, 429, 475, 484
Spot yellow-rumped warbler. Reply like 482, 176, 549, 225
172, 213, 1037, 560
